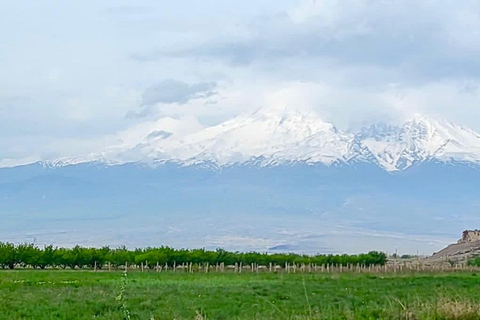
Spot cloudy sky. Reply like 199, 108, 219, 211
2, 0, 480, 162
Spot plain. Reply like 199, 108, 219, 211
2, 271, 480, 319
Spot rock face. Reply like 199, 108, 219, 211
430, 230, 480, 263
458, 230, 480, 243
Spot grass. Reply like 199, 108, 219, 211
1, 271, 480, 319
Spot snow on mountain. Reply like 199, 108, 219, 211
90, 107, 359, 167
100, 116, 204, 164
40, 156, 119, 169
120, 109, 480, 171
170, 107, 357, 166
3, 108, 480, 171
359, 115, 480, 170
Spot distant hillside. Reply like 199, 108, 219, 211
1, 161, 479, 254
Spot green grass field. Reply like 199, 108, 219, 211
1, 271, 480, 319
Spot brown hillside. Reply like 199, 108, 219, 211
430, 230, 480, 263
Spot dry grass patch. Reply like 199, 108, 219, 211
434, 298, 480, 320
389, 298, 480, 320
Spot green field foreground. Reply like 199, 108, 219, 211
2, 271, 480, 319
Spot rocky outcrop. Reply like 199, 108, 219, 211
430, 230, 480, 263
458, 230, 480, 243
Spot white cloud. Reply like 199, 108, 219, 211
1, 0, 480, 161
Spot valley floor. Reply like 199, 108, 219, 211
1, 271, 480, 319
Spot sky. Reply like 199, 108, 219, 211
2, 0, 480, 163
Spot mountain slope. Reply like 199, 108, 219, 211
103, 107, 362, 167
1, 160, 480, 253
359, 115, 480, 170
173, 108, 359, 166
2, 109, 480, 171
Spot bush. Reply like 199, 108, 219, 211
468, 257, 480, 267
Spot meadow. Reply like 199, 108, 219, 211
1, 270, 480, 319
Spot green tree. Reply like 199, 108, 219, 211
0, 242, 17, 269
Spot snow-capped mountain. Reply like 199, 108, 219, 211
359, 115, 480, 170
99, 107, 364, 167
100, 109, 480, 171
168, 108, 360, 166
4, 108, 480, 171
2, 108, 480, 253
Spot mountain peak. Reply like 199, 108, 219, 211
4, 111, 480, 171
358, 114, 480, 170
169, 107, 347, 165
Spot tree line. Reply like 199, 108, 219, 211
0, 242, 387, 270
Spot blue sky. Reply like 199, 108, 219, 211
1, 0, 480, 162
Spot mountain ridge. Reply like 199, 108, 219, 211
3, 109, 480, 171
